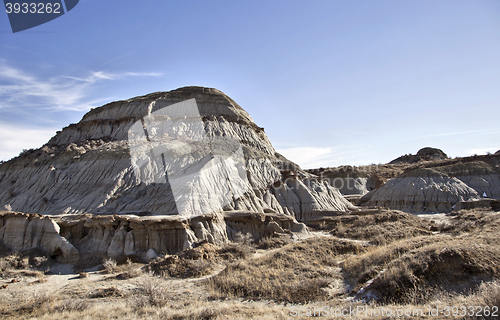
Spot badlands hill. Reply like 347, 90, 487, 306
389, 147, 449, 164
310, 149, 500, 214
0, 87, 353, 263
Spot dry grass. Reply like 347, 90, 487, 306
207, 237, 364, 303
89, 286, 125, 298
101, 257, 143, 279
342, 211, 500, 304
434, 208, 500, 234
102, 257, 118, 274
130, 272, 171, 308
469, 280, 500, 315
1, 209, 499, 319
255, 237, 292, 250
147, 242, 255, 278
330, 210, 432, 245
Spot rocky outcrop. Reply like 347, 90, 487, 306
319, 170, 370, 195
0, 210, 309, 263
416, 147, 448, 160
433, 161, 500, 199
389, 147, 448, 164
0, 87, 352, 222
0, 87, 355, 262
0, 211, 79, 264
224, 211, 309, 241
55, 213, 227, 258
362, 169, 481, 213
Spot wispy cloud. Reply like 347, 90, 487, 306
125, 72, 163, 77
466, 147, 499, 156
276, 147, 334, 169
0, 123, 58, 161
406, 129, 500, 141
0, 62, 163, 112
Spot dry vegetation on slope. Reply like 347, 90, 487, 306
1, 209, 499, 319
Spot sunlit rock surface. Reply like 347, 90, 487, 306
0, 87, 353, 260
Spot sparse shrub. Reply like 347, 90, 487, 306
102, 258, 117, 274
233, 232, 253, 245
132, 272, 170, 308
52, 299, 89, 313
147, 243, 222, 278
21, 291, 55, 314
90, 286, 124, 298
218, 242, 254, 261
18, 148, 35, 157
0, 257, 10, 273
255, 237, 291, 250
114, 258, 143, 279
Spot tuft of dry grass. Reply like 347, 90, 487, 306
469, 280, 500, 316
102, 258, 118, 274
51, 299, 89, 313
90, 286, 125, 298
114, 258, 143, 279
130, 272, 171, 309
255, 237, 292, 250
78, 271, 89, 278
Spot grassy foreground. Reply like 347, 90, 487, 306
0, 209, 499, 319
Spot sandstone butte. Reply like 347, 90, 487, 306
0, 86, 354, 264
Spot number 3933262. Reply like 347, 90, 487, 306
3, 0, 79, 33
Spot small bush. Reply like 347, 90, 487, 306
52, 299, 89, 313
90, 286, 124, 298
255, 237, 291, 250
218, 242, 254, 261
20, 291, 55, 314
102, 258, 117, 274
132, 272, 170, 308
114, 258, 143, 279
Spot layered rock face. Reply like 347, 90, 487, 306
362, 158, 500, 213
436, 160, 500, 199
362, 168, 481, 213
0, 211, 79, 264
0, 87, 353, 260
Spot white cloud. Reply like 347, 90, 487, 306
0, 124, 58, 161
125, 72, 163, 77
406, 129, 500, 141
466, 147, 499, 156
276, 147, 334, 169
0, 62, 163, 112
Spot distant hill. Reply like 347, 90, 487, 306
389, 147, 448, 164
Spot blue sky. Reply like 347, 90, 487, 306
1, 0, 499, 168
